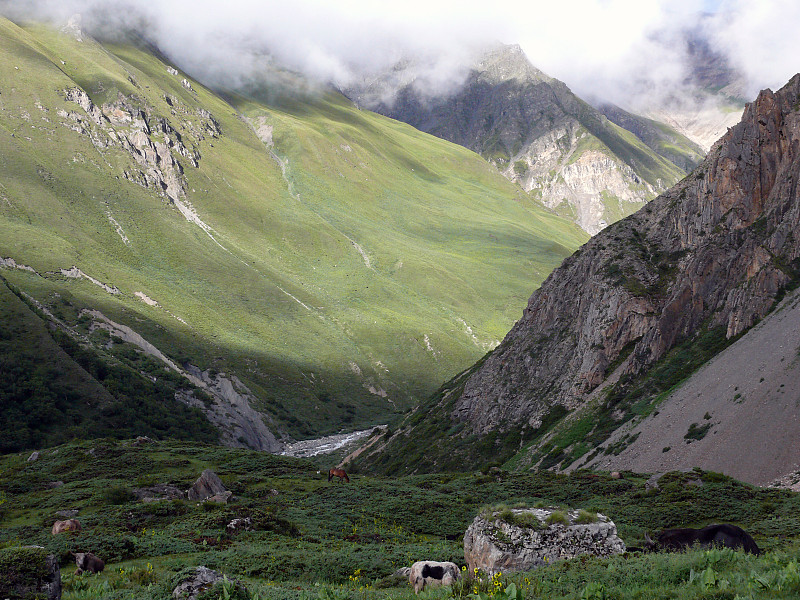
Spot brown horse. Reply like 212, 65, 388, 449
328, 468, 350, 483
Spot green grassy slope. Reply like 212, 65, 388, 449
0, 18, 587, 445
2, 439, 800, 599
0, 276, 219, 452
597, 103, 706, 173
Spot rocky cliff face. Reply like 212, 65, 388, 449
345, 45, 689, 235
453, 73, 800, 436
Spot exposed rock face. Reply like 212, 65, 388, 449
450, 74, 800, 437
60, 87, 217, 206
581, 288, 800, 486
464, 509, 625, 575
187, 469, 227, 501
178, 366, 284, 452
346, 44, 688, 234
84, 310, 282, 452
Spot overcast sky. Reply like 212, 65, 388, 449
2, 0, 799, 106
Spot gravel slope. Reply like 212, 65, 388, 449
583, 288, 800, 486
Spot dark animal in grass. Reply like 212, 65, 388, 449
645, 524, 760, 555
328, 468, 349, 483
408, 561, 460, 594
70, 551, 105, 574
52, 519, 81, 535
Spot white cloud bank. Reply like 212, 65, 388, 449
1, 0, 798, 105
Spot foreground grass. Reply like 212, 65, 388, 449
2, 439, 800, 598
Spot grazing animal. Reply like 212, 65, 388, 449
408, 561, 460, 594
328, 468, 350, 483
70, 551, 105, 575
645, 524, 760, 555
52, 519, 82, 535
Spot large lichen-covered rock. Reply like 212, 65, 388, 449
0, 546, 61, 600
172, 566, 223, 600
464, 508, 625, 575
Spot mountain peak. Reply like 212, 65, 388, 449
474, 44, 552, 86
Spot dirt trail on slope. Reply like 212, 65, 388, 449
583, 288, 800, 486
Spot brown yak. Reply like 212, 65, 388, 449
70, 551, 105, 575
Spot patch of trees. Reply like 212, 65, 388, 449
0, 323, 218, 454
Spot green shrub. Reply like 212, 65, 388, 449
684, 423, 712, 441
198, 576, 253, 600
545, 511, 569, 526
101, 485, 135, 505
575, 510, 598, 524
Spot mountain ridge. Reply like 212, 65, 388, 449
0, 17, 586, 451
357, 73, 800, 479
345, 44, 699, 235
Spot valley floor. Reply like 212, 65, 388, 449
3, 439, 800, 598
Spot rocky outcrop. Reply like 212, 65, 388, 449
345, 44, 688, 234
448, 74, 800, 437
172, 566, 223, 600
580, 287, 800, 486
187, 469, 228, 501
178, 366, 284, 452
464, 508, 625, 575
84, 309, 283, 452
132, 484, 185, 502
61, 87, 217, 205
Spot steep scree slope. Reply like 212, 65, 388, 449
582, 287, 800, 486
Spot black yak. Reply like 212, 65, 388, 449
645, 524, 760, 555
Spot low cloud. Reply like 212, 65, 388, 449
1, 0, 798, 106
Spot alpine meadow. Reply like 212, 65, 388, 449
4, 3, 800, 600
